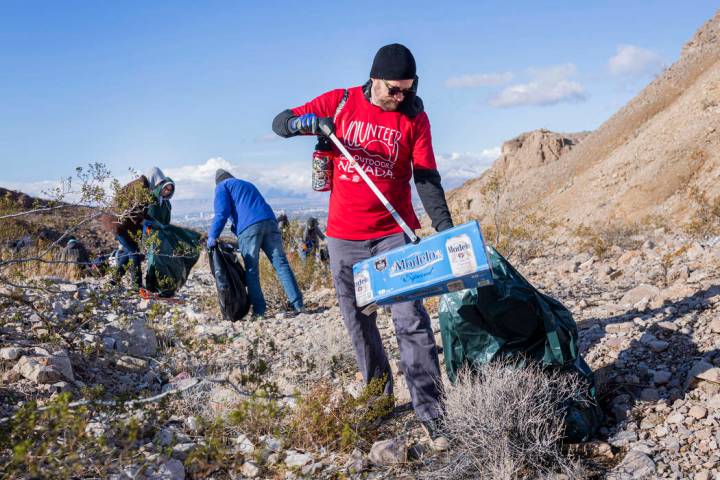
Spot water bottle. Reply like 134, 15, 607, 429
312, 136, 333, 192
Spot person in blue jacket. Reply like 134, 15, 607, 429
207, 169, 304, 318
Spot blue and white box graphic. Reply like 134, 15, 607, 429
353, 221, 493, 307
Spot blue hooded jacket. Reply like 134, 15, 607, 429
208, 173, 276, 244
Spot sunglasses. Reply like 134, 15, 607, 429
382, 79, 415, 97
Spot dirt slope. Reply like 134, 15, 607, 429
447, 10, 720, 229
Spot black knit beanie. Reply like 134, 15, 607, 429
369, 43, 416, 80
215, 169, 234, 185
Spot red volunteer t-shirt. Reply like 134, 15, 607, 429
292, 86, 437, 240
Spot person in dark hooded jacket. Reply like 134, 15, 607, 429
145, 167, 175, 225
100, 167, 175, 289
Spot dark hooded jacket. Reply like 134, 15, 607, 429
145, 167, 175, 225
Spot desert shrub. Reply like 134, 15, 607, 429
426, 362, 588, 480
303, 321, 355, 377
573, 222, 643, 258
0, 393, 156, 479
573, 225, 610, 258
684, 186, 720, 239
287, 377, 394, 453
457, 171, 556, 263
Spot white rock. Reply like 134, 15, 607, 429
13, 354, 73, 384
49, 350, 74, 381
686, 360, 715, 390
59, 283, 78, 293
284, 451, 312, 468
688, 406, 708, 420
344, 448, 367, 474
241, 461, 260, 478
610, 431, 637, 447
85, 421, 108, 438
127, 318, 158, 357
116, 355, 148, 372
102, 318, 157, 357
208, 386, 242, 414
620, 284, 660, 307
695, 368, 720, 385
368, 437, 407, 466
710, 318, 720, 334
102, 337, 117, 350
667, 413, 685, 424
184, 416, 202, 433
235, 434, 255, 454
261, 435, 282, 452
0, 347, 23, 360
52, 301, 65, 316
614, 449, 656, 478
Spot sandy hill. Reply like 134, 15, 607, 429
448, 10, 720, 230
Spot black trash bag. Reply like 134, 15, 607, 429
208, 243, 250, 321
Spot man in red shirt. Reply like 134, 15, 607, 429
273, 44, 453, 449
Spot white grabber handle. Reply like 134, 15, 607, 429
322, 128, 419, 244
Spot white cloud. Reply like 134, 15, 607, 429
490, 63, 586, 108
5, 149, 500, 214
435, 147, 501, 188
162, 157, 311, 201
608, 44, 665, 77
444, 72, 514, 88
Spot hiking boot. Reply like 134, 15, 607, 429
250, 313, 266, 321
421, 418, 450, 452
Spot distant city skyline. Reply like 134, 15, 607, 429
1, 1, 716, 205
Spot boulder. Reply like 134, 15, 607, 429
284, 451, 313, 468
101, 318, 157, 357
369, 437, 407, 466
13, 351, 74, 384
620, 284, 660, 307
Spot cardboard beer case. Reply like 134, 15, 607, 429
353, 221, 493, 308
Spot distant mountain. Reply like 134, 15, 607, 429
445, 9, 720, 230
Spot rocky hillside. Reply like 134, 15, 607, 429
447, 10, 720, 230
0, 187, 115, 255
1, 224, 719, 478
447, 129, 589, 216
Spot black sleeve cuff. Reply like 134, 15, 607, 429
414, 168, 454, 232
272, 109, 298, 138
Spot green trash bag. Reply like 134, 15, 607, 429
438, 246, 603, 442
142, 220, 201, 297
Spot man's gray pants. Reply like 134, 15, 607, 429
328, 233, 443, 421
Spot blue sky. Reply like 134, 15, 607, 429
1, 1, 716, 208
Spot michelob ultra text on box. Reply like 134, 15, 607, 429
352, 221, 493, 308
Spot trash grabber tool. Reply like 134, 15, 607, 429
319, 121, 419, 243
